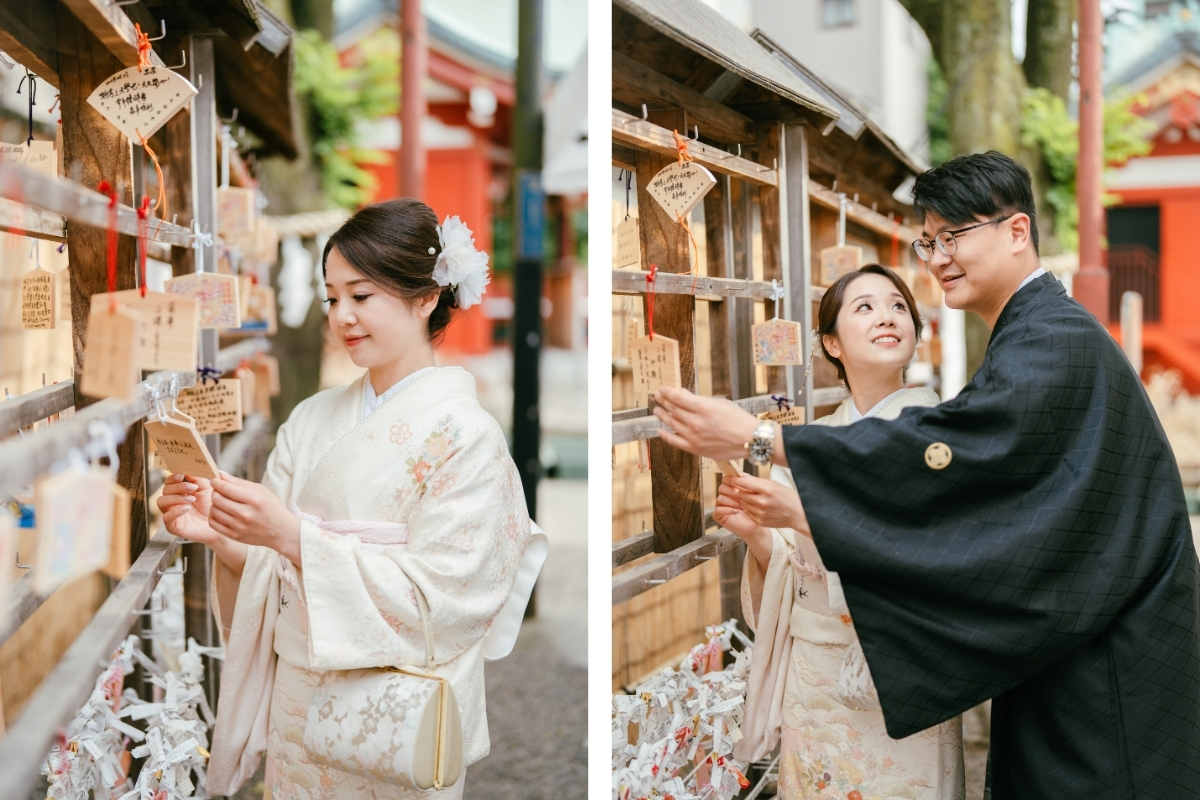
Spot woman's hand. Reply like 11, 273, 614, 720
158, 474, 248, 574
714, 480, 772, 569
210, 473, 303, 567
653, 387, 760, 461
725, 474, 811, 534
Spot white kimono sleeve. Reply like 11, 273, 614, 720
298, 426, 531, 670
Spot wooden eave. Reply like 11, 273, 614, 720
612, 0, 839, 145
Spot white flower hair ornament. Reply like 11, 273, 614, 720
432, 215, 490, 309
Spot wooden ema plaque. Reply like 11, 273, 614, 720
21, 270, 55, 329
34, 468, 115, 595
759, 406, 806, 426
164, 272, 241, 329
102, 483, 132, 580
628, 334, 681, 403
237, 275, 252, 317
176, 379, 243, 435
818, 244, 862, 287
235, 366, 257, 417
217, 186, 257, 236
80, 305, 139, 400
237, 284, 278, 335
614, 217, 640, 268
752, 318, 803, 365
25, 140, 55, 178
647, 161, 717, 220
85, 65, 198, 143
90, 290, 199, 372
144, 410, 219, 480
0, 512, 14, 598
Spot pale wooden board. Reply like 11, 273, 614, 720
20, 271, 55, 330
647, 160, 717, 220
163, 272, 240, 329
33, 469, 115, 595
79, 306, 138, 400
175, 379, 243, 435
614, 217, 640, 268
90, 290, 199, 372
144, 414, 218, 480
628, 334, 681, 403
751, 318, 803, 365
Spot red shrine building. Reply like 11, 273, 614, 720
1106, 30, 1200, 391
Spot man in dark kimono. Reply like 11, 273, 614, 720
654, 151, 1200, 798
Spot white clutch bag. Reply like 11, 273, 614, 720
302, 577, 463, 790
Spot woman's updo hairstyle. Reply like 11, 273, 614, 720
322, 198, 458, 343
816, 263, 923, 390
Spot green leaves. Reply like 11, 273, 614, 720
1020, 87, 1155, 252
293, 28, 400, 209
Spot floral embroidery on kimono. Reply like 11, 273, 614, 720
205, 368, 531, 799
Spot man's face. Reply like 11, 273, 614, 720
921, 211, 1020, 316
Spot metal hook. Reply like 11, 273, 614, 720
132, 596, 166, 615
692, 125, 699, 141
736, 143, 742, 158
164, 50, 187, 70
220, 108, 239, 124
641, 103, 648, 122
646, 577, 667, 585
16, 551, 30, 570
111, 0, 141, 5
695, 546, 719, 562
147, 20, 166, 41
158, 556, 188, 576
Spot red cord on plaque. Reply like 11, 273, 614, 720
96, 181, 119, 312
135, 129, 168, 240
136, 195, 151, 297
645, 263, 658, 341
134, 24, 153, 73
671, 130, 702, 293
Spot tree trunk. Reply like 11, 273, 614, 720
1024, 0, 1077, 99
899, 0, 1029, 377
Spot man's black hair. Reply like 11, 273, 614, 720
911, 150, 1039, 255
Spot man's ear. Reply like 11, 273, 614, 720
1010, 212, 1033, 254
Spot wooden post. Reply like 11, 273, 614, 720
787, 124, 816, 424
729, 177, 755, 401
757, 123, 787, 395
638, 108, 703, 553
56, 5, 148, 557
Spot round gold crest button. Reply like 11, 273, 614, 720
925, 442, 952, 470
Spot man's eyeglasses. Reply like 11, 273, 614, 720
911, 214, 1014, 262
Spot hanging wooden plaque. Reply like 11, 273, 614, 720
714, 459, 743, 477
102, 483, 132, 580
86, 65, 198, 143
818, 245, 862, 287
21, 270, 55, 329
24, 140, 55, 178
647, 161, 717, 220
144, 411, 218, 479
80, 305, 139, 400
217, 186, 257, 236
34, 467, 115, 595
614, 217, 640, 268
90, 290, 199, 372
752, 318, 804, 365
237, 275, 252, 318
164, 272, 241, 329
235, 366, 257, 418
628, 334, 681, 402
176, 379, 243, 435
759, 406, 806, 426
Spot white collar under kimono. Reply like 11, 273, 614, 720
360, 366, 442, 420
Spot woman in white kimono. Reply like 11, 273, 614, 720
713, 265, 964, 799
157, 199, 531, 799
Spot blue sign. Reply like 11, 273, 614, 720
516, 170, 544, 261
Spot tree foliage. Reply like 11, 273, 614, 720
293, 28, 400, 209
1020, 88, 1155, 251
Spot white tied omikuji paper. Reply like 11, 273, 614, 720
612, 621, 753, 800
41, 636, 224, 800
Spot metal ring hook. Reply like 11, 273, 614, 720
147, 20, 166, 41
165, 50, 187, 70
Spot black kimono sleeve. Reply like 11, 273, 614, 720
783, 277, 1200, 798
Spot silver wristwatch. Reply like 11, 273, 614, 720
745, 420, 776, 466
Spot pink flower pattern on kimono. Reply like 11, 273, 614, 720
360, 429, 380, 445
429, 473, 456, 498
389, 423, 412, 446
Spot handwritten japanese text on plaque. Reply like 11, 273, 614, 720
91, 290, 199, 372
164, 272, 241, 329
628, 334, 682, 401
21, 270, 55, 329
614, 217, 640, 268
86, 65, 198, 143
647, 161, 717, 220
145, 413, 218, 479
176, 379, 243, 435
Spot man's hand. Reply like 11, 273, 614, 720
210, 473, 303, 567
653, 387, 760, 460
723, 474, 810, 534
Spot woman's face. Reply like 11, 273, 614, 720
822, 273, 918, 380
323, 246, 438, 370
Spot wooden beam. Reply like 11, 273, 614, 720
809, 179, 921, 244
729, 176, 755, 401
57, 5, 150, 558
612, 269, 776, 300
0, 529, 182, 800
613, 394, 783, 445
0, 199, 65, 242
0, 1, 59, 85
613, 530, 655, 568
612, 532, 741, 605
163, 102, 194, 276
758, 123, 787, 395
0, 380, 74, 437
637, 108, 704, 554
613, 109, 777, 187
58, 0, 165, 71
783, 124, 816, 420
612, 52, 756, 146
